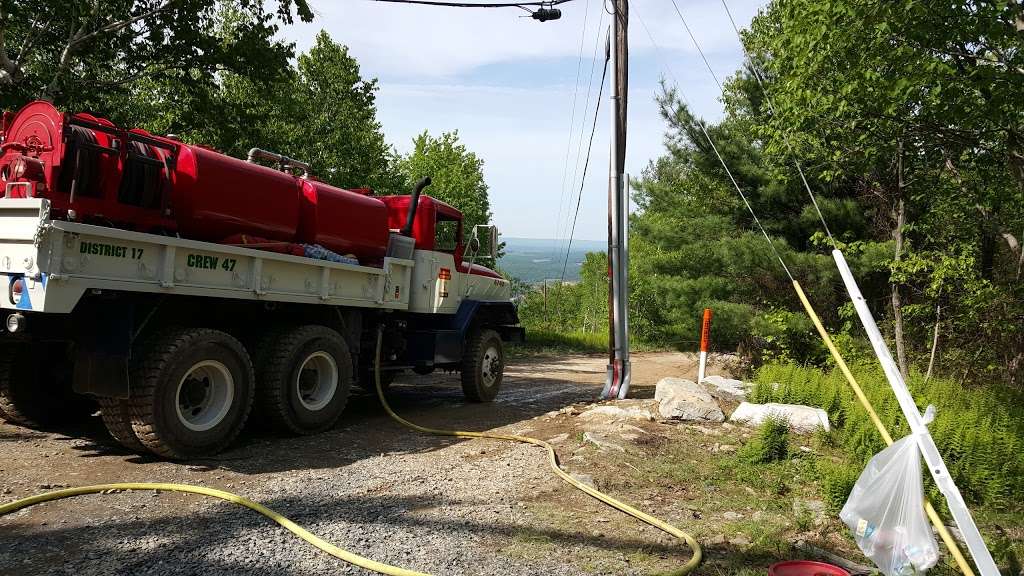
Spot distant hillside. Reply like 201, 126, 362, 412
498, 237, 605, 284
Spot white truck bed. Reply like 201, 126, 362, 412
0, 198, 414, 314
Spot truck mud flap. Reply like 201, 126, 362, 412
71, 303, 131, 399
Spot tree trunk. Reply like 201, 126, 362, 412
892, 141, 910, 381
926, 303, 941, 381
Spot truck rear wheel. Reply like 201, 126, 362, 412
0, 342, 89, 428
255, 325, 352, 435
461, 329, 504, 403
128, 328, 254, 459
98, 398, 146, 451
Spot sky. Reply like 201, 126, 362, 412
281, 0, 767, 241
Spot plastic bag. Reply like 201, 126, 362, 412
840, 435, 939, 575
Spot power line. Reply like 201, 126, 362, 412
634, 4, 793, 280
559, 30, 611, 286
374, 0, 572, 7
717, 0, 835, 244
556, 3, 606, 263
550, 0, 592, 265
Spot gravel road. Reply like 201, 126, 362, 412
0, 352, 719, 576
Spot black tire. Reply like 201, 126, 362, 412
128, 328, 255, 459
254, 325, 352, 435
460, 329, 504, 403
98, 397, 146, 451
0, 344, 41, 426
0, 342, 88, 428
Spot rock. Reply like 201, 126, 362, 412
729, 535, 752, 547
717, 444, 737, 453
701, 375, 751, 402
654, 378, 725, 422
583, 431, 626, 452
722, 511, 743, 521
579, 400, 659, 422
558, 406, 580, 416
707, 534, 728, 546
729, 402, 830, 433
546, 433, 570, 444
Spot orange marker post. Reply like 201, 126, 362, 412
697, 308, 712, 383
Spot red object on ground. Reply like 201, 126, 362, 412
768, 560, 851, 576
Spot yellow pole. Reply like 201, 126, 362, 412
791, 279, 975, 576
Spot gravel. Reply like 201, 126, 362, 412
0, 352, 713, 576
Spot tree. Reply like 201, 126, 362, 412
197, 31, 402, 192
395, 131, 492, 234
0, 0, 311, 109
744, 0, 1024, 384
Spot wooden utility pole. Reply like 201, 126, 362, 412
601, 0, 631, 399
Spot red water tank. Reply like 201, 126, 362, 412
0, 100, 397, 263
172, 144, 302, 243
299, 180, 388, 262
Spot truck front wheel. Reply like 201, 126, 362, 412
128, 328, 254, 459
461, 329, 504, 403
255, 325, 352, 435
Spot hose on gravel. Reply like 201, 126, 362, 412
0, 329, 702, 576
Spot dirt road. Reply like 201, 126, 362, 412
1, 352, 740, 576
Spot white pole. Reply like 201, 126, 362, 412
832, 249, 998, 576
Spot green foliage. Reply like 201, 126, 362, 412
517, 252, 610, 339
394, 131, 492, 234
739, 414, 790, 464
755, 362, 1024, 509
519, 329, 607, 353
1, 1, 311, 110
817, 460, 861, 515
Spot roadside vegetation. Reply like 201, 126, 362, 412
512, 0, 1024, 570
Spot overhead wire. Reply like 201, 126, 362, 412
555, 4, 607, 274
550, 0, 593, 266
632, 4, 793, 281
374, 0, 574, 8
559, 30, 610, 286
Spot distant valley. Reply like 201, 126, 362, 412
498, 237, 605, 284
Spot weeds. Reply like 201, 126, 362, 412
739, 415, 790, 464
753, 362, 1024, 509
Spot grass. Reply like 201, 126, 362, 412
517, 328, 608, 353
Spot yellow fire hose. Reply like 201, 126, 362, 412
792, 280, 975, 576
0, 329, 702, 576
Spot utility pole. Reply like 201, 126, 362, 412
601, 0, 630, 400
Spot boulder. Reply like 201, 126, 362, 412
579, 399, 659, 422
729, 402, 830, 433
654, 378, 725, 422
701, 375, 751, 402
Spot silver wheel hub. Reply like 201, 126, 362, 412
481, 345, 501, 387
175, 360, 234, 432
296, 351, 338, 411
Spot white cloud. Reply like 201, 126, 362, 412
281, 0, 766, 238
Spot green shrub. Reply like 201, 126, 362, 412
740, 415, 791, 464
754, 362, 1024, 509
818, 461, 861, 514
